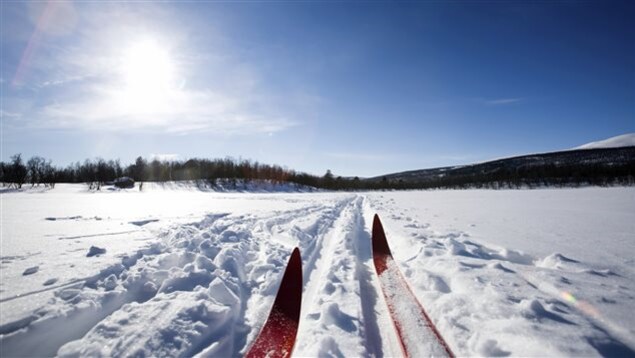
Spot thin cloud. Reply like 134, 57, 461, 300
4, 2, 307, 136
37, 85, 296, 134
483, 98, 523, 105
0, 110, 22, 118
38, 75, 86, 88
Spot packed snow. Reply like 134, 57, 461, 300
574, 133, 635, 150
1, 184, 634, 357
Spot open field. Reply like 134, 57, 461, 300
1, 185, 634, 356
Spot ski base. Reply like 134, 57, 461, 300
372, 214, 454, 358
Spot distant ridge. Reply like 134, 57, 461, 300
367, 146, 635, 188
575, 133, 635, 150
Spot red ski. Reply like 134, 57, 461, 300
246, 247, 303, 358
372, 214, 454, 358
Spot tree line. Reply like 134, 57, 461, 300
1, 154, 57, 189
1, 149, 634, 191
0, 154, 327, 190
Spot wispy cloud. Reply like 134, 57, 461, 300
37, 85, 296, 134
37, 75, 86, 88
483, 97, 523, 105
0, 110, 22, 118
4, 2, 307, 136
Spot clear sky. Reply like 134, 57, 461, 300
2, 1, 634, 177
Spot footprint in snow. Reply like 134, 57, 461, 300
559, 276, 572, 285
43, 278, 58, 286
585, 268, 620, 277
322, 303, 357, 333
23, 266, 39, 275
45, 216, 82, 221
423, 273, 452, 293
318, 337, 345, 358
476, 339, 511, 357
488, 262, 516, 274
323, 282, 337, 295
129, 219, 160, 226
520, 299, 575, 325
87, 246, 107, 257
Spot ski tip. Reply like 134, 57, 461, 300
291, 246, 301, 262
372, 214, 391, 257
372, 214, 384, 240
275, 247, 303, 318
287, 247, 302, 280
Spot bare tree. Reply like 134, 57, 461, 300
27, 156, 45, 186
9, 154, 28, 189
0, 162, 5, 186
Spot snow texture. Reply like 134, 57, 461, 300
1, 184, 634, 357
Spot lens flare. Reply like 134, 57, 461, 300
521, 268, 635, 350
560, 291, 577, 304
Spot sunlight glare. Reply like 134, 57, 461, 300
116, 38, 177, 113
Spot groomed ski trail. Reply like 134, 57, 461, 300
294, 195, 402, 357
1, 193, 454, 357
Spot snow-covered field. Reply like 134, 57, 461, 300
1, 185, 634, 357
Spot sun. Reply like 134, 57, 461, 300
116, 38, 177, 113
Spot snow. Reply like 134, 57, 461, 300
574, 133, 635, 149
1, 184, 634, 357
366, 188, 635, 357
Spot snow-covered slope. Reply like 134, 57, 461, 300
370, 135, 635, 187
575, 133, 635, 149
1, 186, 634, 357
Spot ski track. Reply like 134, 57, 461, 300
294, 196, 368, 356
2, 190, 634, 357
1, 198, 353, 357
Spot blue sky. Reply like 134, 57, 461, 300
1, 1, 633, 177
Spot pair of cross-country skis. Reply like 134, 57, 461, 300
246, 214, 454, 358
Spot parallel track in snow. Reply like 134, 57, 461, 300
0, 194, 457, 357
4, 188, 635, 357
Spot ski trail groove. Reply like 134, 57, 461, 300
294, 195, 386, 357
239, 196, 355, 356
350, 197, 383, 357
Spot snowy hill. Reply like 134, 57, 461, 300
369, 146, 635, 187
575, 133, 635, 150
